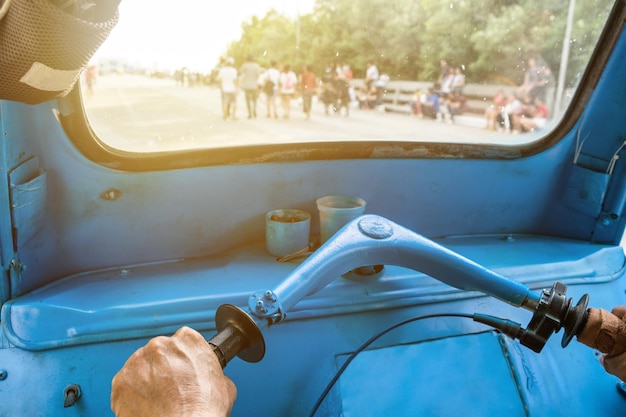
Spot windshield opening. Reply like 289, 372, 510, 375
80, 0, 614, 154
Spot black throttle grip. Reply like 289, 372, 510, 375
207, 304, 265, 368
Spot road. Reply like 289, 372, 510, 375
83, 74, 525, 152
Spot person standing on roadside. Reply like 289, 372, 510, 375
239, 54, 262, 119
216, 57, 238, 121
84, 64, 97, 97
262, 60, 280, 119
300, 65, 317, 120
437, 59, 451, 90
278, 64, 297, 119
365, 61, 379, 91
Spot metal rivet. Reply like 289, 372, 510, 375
0, 370, 7, 380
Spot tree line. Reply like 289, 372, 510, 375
224, 0, 612, 87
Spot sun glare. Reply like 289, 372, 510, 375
93, 0, 314, 72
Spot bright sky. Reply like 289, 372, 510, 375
94, 0, 315, 73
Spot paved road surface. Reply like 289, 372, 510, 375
83, 74, 528, 152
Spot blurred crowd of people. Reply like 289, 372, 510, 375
405, 60, 467, 123
484, 57, 552, 133
214, 55, 361, 121
404, 57, 551, 133
209, 54, 551, 134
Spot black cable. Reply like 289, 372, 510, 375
308, 313, 474, 417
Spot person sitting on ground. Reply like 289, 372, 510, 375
500, 93, 523, 132
421, 88, 439, 119
437, 92, 464, 123
358, 86, 380, 109
410, 89, 424, 117
508, 95, 541, 133
485, 89, 506, 130
518, 96, 549, 132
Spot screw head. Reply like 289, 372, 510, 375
255, 300, 267, 314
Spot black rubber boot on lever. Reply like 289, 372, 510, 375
521, 282, 589, 352
207, 304, 266, 368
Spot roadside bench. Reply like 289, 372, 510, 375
374, 81, 517, 115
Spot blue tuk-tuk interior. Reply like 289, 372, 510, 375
0, 0, 625, 415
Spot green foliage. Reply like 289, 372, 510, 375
228, 10, 297, 70
224, 0, 613, 86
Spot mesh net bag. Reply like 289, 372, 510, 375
0, 0, 119, 104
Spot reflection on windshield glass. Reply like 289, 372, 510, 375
82, 0, 613, 153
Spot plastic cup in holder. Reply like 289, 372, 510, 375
265, 209, 311, 257
316, 195, 366, 243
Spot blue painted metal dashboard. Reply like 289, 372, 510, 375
1, 233, 625, 415
1, 2, 626, 416
3, 235, 623, 351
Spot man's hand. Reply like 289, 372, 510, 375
600, 350, 626, 383
599, 306, 626, 382
578, 306, 626, 382
111, 326, 237, 417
